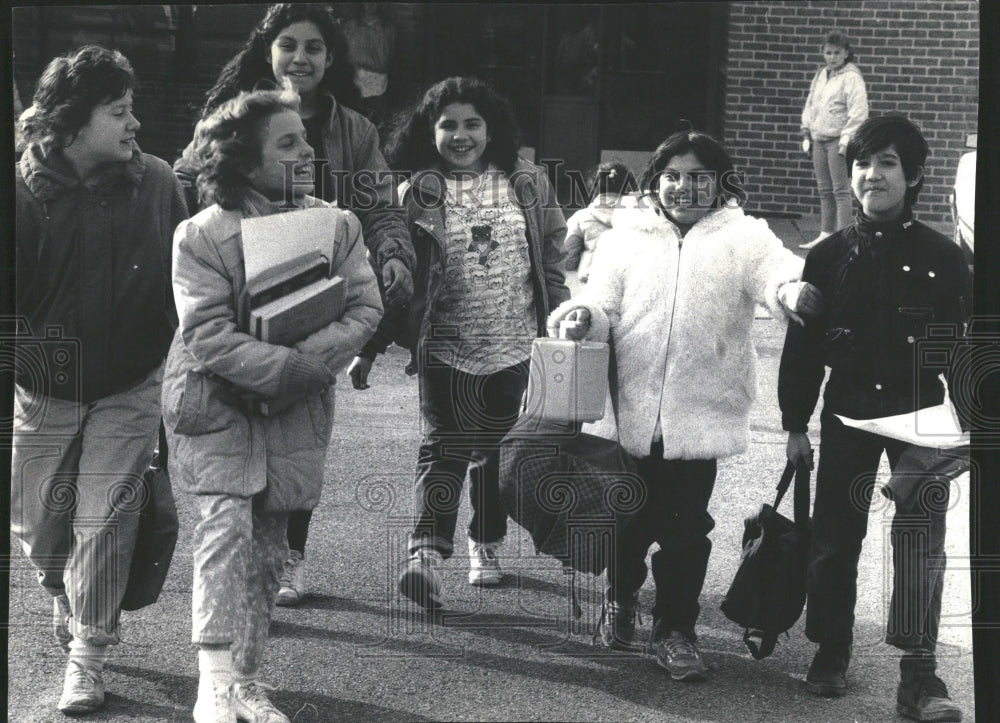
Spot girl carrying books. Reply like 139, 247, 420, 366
161, 87, 381, 723
173, 4, 414, 605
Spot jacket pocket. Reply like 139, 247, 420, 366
823, 327, 858, 370
897, 306, 936, 342
173, 371, 237, 436
893, 262, 940, 311
263, 390, 333, 454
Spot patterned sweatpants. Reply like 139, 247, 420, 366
191, 493, 288, 677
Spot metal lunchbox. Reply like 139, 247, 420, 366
525, 323, 609, 423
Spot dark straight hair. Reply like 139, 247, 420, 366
640, 123, 738, 198
846, 113, 928, 207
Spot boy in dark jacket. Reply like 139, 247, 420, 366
779, 114, 971, 722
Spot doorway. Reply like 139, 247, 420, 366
416, 4, 728, 206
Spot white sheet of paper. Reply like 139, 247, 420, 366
241, 207, 339, 296
835, 403, 969, 448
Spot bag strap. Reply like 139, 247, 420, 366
608, 337, 622, 426
773, 460, 810, 529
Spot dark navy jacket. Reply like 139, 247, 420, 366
779, 213, 972, 432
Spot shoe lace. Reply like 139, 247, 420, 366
472, 543, 499, 564
921, 675, 950, 700
591, 596, 641, 645
279, 556, 300, 588
213, 680, 235, 708
663, 633, 699, 661
66, 660, 101, 688
238, 681, 281, 712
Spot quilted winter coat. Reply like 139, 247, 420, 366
162, 193, 382, 507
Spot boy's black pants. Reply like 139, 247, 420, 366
807, 409, 948, 653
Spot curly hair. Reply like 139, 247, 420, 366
200, 3, 359, 118
21, 45, 138, 153
194, 88, 301, 210
383, 76, 521, 176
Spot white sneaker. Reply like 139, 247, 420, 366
193, 674, 237, 723
234, 681, 290, 723
58, 659, 105, 714
398, 548, 444, 609
799, 232, 833, 250
276, 550, 306, 606
468, 539, 503, 586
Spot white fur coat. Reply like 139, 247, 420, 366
549, 204, 803, 460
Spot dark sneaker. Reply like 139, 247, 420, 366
276, 550, 307, 606
53, 594, 72, 654
897, 674, 962, 722
398, 548, 444, 609
653, 628, 709, 682
596, 593, 640, 650
806, 644, 851, 697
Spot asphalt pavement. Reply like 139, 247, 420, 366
6, 215, 976, 722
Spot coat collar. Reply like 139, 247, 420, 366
853, 210, 916, 253
20, 142, 146, 203
239, 187, 325, 218
611, 196, 747, 237
823, 61, 863, 80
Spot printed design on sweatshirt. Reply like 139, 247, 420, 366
430, 170, 537, 373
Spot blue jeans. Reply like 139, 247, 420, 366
806, 410, 948, 652
811, 137, 854, 232
407, 360, 528, 558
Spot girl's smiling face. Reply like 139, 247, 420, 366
656, 150, 719, 225
823, 43, 848, 71
268, 21, 332, 99
247, 109, 315, 202
433, 102, 490, 176
851, 143, 921, 222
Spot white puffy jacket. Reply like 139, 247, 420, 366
549, 203, 802, 460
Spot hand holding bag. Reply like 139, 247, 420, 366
499, 337, 644, 577
720, 461, 811, 659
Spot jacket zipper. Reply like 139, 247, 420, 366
651, 232, 684, 449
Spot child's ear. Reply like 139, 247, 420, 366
325, 52, 333, 70
907, 166, 924, 188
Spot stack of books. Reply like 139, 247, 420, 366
241, 208, 349, 414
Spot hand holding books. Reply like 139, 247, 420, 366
241, 207, 350, 414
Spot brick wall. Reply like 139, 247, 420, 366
723, 0, 980, 224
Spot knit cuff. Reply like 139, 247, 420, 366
376, 244, 416, 275
278, 352, 332, 398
